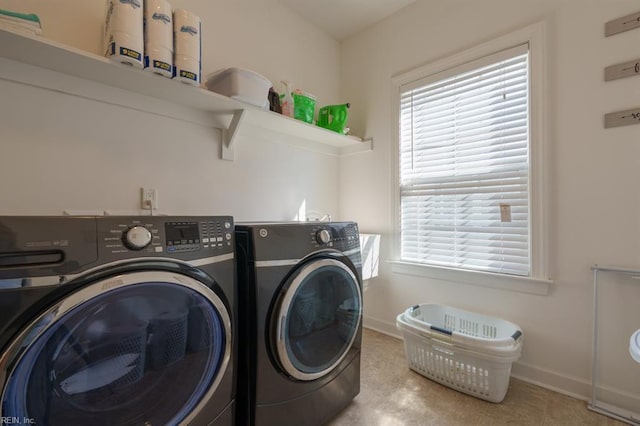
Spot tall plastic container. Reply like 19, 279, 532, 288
280, 80, 294, 118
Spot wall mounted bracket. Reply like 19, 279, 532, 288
221, 109, 246, 161
604, 107, 640, 128
605, 11, 640, 37
605, 58, 640, 82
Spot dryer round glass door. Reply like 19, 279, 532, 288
0, 271, 231, 426
275, 258, 362, 381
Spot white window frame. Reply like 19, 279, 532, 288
390, 22, 551, 295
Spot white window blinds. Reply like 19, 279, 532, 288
399, 44, 530, 276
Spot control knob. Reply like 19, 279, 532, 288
123, 226, 152, 250
316, 229, 332, 245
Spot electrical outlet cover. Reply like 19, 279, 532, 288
141, 188, 158, 210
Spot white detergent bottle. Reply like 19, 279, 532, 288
281, 80, 294, 117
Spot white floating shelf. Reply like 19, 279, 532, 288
0, 28, 372, 160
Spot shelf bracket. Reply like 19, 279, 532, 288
221, 109, 246, 161
339, 138, 374, 156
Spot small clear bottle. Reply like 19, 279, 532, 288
280, 80, 294, 117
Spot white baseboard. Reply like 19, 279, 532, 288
510, 361, 591, 400
362, 315, 637, 407
363, 315, 401, 339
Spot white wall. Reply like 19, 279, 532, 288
0, 0, 342, 221
340, 0, 640, 401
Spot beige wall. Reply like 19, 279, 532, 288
340, 0, 640, 402
0, 0, 343, 221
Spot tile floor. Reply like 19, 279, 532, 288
329, 328, 626, 426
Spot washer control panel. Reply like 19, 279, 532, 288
165, 221, 201, 253
197, 218, 233, 252
102, 220, 163, 255
123, 225, 153, 250
165, 219, 233, 254
98, 216, 233, 260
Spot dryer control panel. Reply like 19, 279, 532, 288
310, 222, 360, 251
240, 221, 360, 262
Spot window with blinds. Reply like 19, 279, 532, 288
399, 44, 530, 276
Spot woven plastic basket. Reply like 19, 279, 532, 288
396, 304, 523, 403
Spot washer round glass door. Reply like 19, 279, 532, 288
275, 258, 362, 381
0, 270, 231, 426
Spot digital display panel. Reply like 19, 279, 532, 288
165, 222, 200, 245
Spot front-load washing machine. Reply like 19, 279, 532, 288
0, 215, 236, 425
235, 222, 363, 426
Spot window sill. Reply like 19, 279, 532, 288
389, 260, 552, 296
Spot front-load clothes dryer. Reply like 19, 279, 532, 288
0, 216, 236, 426
235, 222, 363, 426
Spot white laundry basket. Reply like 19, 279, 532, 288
631, 329, 640, 364
396, 304, 523, 403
